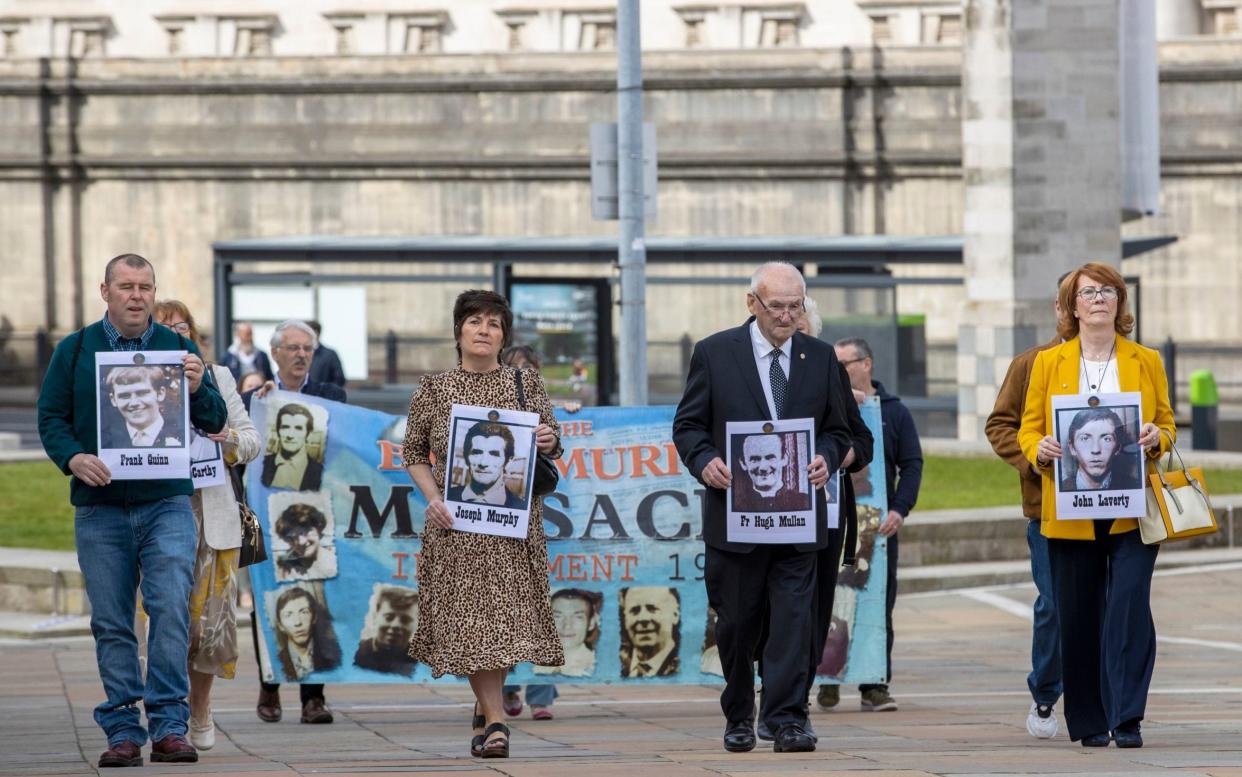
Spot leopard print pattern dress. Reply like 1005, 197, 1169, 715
403, 365, 565, 677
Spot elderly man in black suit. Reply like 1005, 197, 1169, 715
241, 319, 346, 727
673, 262, 852, 754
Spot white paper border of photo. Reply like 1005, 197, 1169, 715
725, 417, 817, 544
444, 403, 540, 539
189, 429, 226, 489
95, 350, 190, 481
1052, 392, 1146, 520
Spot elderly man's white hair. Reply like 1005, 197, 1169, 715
270, 320, 319, 350
749, 261, 807, 295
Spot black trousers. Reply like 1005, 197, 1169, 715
1048, 524, 1158, 741
250, 612, 325, 703
860, 533, 898, 691
705, 542, 818, 729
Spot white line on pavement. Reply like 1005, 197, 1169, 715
206, 684, 1242, 715
958, 579, 1242, 654
906, 559, 1242, 601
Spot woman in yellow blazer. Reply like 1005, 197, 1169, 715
1019, 262, 1174, 749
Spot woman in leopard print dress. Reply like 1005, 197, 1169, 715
402, 290, 564, 759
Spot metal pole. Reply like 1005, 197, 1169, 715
617, 0, 647, 406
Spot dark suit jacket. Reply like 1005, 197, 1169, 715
308, 345, 347, 387
446, 484, 524, 509
672, 320, 853, 553
618, 643, 680, 678
261, 451, 324, 491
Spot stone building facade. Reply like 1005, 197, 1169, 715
0, 0, 1240, 422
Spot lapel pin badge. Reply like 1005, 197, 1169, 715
799, 352, 805, 360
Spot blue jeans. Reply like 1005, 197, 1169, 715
1027, 520, 1063, 706
76, 495, 197, 747
503, 684, 558, 706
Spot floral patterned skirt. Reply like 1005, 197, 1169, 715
188, 496, 240, 679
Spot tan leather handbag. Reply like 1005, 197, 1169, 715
1140, 431, 1217, 545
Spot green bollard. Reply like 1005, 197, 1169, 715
1190, 369, 1218, 450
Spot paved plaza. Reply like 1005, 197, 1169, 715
4, 559, 1242, 777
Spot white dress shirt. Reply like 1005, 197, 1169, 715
127, 415, 165, 446
749, 320, 791, 420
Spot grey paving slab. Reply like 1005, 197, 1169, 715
4, 566, 1242, 774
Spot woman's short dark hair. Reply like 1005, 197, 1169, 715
452, 290, 513, 363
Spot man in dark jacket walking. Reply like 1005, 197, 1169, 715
828, 337, 923, 712
38, 253, 227, 767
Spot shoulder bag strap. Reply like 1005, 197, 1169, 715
513, 366, 527, 411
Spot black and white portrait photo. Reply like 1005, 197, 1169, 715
353, 584, 419, 676
261, 400, 329, 492
729, 431, 811, 512
618, 586, 681, 678
94, 351, 191, 480
100, 364, 185, 448
535, 588, 603, 677
1056, 405, 1143, 492
448, 419, 527, 508
268, 491, 338, 582
443, 404, 540, 539
265, 582, 342, 682
724, 417, 818, 544
1051, 392, 1146, 520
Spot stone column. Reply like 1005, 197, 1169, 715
957, 0, 1122, 440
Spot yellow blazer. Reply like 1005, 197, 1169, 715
1018, 335, 1175, 540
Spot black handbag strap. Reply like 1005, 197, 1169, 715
513, 366, 528, 411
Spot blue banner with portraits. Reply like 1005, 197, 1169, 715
247, 393, 889, 685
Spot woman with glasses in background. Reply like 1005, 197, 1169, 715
1018, 264, 1174, 749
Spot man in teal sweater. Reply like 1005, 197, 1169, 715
38, 254, 227, 768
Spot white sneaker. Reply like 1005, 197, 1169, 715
1026, 702, 1058, 739
189, 714, 216, 750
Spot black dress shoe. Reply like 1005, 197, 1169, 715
1080, 731, 1111, 747
1112, 721, 1143, 748
257, 687, 282, 722
774, 722, 816, 753
723, 720, 756, 753
301, 697, 334, 724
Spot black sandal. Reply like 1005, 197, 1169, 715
470, 704, 486, 757
480, 722, 510, 759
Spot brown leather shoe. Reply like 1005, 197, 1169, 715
301, 697, 334, 724
150, 733, 198, 763
257, 687, 282, 722
98, 740, 142, 767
